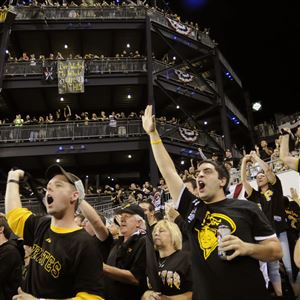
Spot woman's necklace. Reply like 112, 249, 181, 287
158, 257, 168, 268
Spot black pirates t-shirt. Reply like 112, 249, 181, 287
177, 188, 275, 300
245, 175, 287, 234
7, 208, 105, 299
157, 250, 192, 296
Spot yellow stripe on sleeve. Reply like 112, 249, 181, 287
73, 292, 105, 300
6, 208, 32, 238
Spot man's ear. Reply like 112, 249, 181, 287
219, 177, 227, 188
0, 226, 4, 234
136, 219, 142, 228
71, 191, 79, 205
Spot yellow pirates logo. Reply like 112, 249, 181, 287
261, 189, 273, 201
195, 211, 236, 260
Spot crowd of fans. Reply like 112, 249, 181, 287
2, 108, 300, 299
1, 2, 300, 299
5, 50, 145, 63
2, 0, 207, 34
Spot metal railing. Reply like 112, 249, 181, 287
13, 5, 147, 20
5, 6, 216, 48
4, 58, 147, 77
0, 119, 223, 150
0, 119, 142, 142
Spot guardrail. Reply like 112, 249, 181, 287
3, 6, 215, 47
4, 58, 147, 77
0, 119, 223, 150
13, 5, 147, 20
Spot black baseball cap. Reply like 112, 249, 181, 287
45, 164, 81, 186
116, 204, 145, 220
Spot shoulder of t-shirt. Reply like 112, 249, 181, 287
0, 240, 22, 259
245, 187, 258, 198
225, 197, 258, 209
132, 232, 147, 243
26, 214, 51, 229
174, 249, 189, 259
270, 174, 282, 187
0, 240, 17, 252
181, 187, 199, 202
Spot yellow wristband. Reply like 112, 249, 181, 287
151, 139, 162, 145
7, 179, 20, 184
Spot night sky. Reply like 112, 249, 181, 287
171, 0, 299, 124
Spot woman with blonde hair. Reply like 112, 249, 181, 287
142, 220, 192, 300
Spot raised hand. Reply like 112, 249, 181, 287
242, 154, 252, 163
8, 169, 25, 180
142, 105, 156, 135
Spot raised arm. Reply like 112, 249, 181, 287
142, 105, 184, 206
79, 200, 109, 241
198, 147, 207, 160
250, 151, 276, 184
280, 133, 299, 171
67, 105, 71, 116
5, 170, 24, 214
240, 154, 253, 196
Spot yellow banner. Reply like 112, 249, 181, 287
57, 59, 85, 94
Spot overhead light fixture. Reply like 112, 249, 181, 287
204, 121, 208, 125
126, 43, 131, 48
127, 94, 132, 99
5, 50, 9, 54
56, 158, 61, 163
128, 154, 132, 159
252, 102, 262, 112
181, 160, 185, 165
64, 44, 68, 49
173, 56, 176, 60
176, 105, 180, 109
60, 97, 64, 102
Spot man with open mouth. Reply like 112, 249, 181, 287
142, 104, 282, 300
5, 164, 105, 300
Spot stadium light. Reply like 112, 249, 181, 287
252, 102, 262, 112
